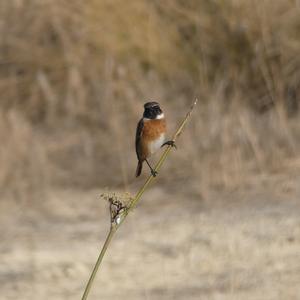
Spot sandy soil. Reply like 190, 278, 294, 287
0, 173, 300, 300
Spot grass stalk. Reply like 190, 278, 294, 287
81, 227, 116, 300
81, 99, 198, 300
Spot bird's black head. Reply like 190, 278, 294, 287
143, 101, 163, 119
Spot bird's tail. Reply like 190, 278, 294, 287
135, 161, 143, 177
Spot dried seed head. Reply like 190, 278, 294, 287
100, 191, 132, 226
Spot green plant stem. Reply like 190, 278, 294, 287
81, 99, 197, 300
81, 226, 116, 300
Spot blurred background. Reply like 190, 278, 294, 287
0, 0, 299, 299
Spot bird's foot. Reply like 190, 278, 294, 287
161, 140, 177, 149
151, 169, 158, 177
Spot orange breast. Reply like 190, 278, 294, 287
142, 119, 166, 140
140, 119, 166, 159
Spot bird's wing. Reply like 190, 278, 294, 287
135, 118, 144, 160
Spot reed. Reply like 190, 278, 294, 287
81, 99, 197, 300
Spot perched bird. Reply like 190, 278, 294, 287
135, 101, 175, 177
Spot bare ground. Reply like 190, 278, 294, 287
0, 172, 300, 300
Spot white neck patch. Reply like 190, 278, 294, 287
156, 113, 164, 119
143, 113, 164, 121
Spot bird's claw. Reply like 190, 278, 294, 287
161, 140, 177, 149
151, 169, 158, 177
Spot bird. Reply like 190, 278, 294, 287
135, 101, 175, 177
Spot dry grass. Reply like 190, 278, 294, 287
1, 179, 299, 299
1, 2, 300, 298
0, 0, 299, 199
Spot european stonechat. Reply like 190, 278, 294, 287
135, 101, 175, 177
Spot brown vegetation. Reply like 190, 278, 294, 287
1, 2, 300, 299
0, 0, 299, 198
